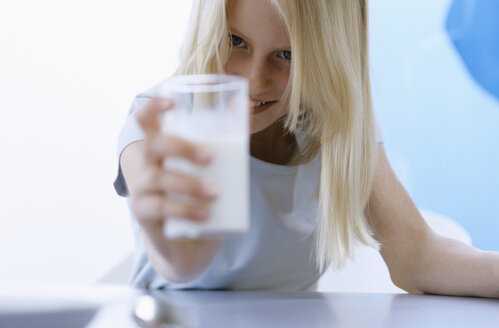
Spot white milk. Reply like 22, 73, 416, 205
163, 133, 249, 239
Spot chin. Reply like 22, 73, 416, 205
249, 111, 288, 135
249, 119, 268, 134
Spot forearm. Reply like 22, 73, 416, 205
142, 223, 223, 283
369, 146, 499, 298
406, 233, 499, 298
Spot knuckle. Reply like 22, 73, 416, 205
179, 205, 198, 220
131, 196, 150, 220
151, 198, 166, 218
140, 169, 161, 190
166, 136, 193, 157
164, 201, 183, 219
135, 103, 150, 125
162, 173, 178, 193
144, 138, 159, 159
164, 136, 183, 155
167, 174, 203, 198
185, 143, 200, 159
189, 180, 205, 197
163, 201, 190, 220
143, 147, 154, 161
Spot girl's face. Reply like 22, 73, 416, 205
224, 0, 291, 134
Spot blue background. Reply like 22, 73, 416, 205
369, 0, 499, 251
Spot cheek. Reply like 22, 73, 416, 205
223, 53, 238, 75
278, 77, 289, 95
273, 64, 290, 92
223, 61, 232, 74
276, 72, 290, 102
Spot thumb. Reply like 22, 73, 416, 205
135, 98, 174, 138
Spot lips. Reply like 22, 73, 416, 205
250, 99, 275, 115
250, 101, 269, 107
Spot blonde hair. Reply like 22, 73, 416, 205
177, 0, 379, 270
176, 0, 229, 74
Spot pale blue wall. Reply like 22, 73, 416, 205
369, 0, 499, 251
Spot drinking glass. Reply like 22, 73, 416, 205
159, 74, 249, 239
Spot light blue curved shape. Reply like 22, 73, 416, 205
446, 0, 499, 100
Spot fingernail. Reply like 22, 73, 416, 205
202, 182, 219, 199
196, 148, 212, 163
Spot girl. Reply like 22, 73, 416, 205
114, 0, 499, 296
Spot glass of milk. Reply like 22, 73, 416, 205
159, 74, 249, 239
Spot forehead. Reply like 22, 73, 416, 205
227, 0, 290, 47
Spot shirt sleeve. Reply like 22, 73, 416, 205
113, 93, 153, 196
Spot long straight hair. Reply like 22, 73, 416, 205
176, 0, 379, 270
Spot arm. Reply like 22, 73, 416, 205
366, 145, 499, 297
120, 98, 223, 283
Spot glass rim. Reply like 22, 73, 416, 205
160, 74, 248, 93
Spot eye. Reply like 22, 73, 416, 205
278, 50, 292, 61
230, 35, 246, 47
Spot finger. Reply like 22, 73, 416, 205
144, 134, 213, 166
132, 194, 211, 224
164, 172, 219, 201
137, 167, 218, 201
135, 97, 174, 138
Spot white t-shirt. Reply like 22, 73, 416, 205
114, 91, 383, 291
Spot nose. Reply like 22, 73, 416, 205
240, 56, 271, 96
249, 58, 272, 96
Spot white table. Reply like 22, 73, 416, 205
1, 286, 498, 327
136, 290, 499, 328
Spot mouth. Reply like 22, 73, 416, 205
250, 100, 276, 115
